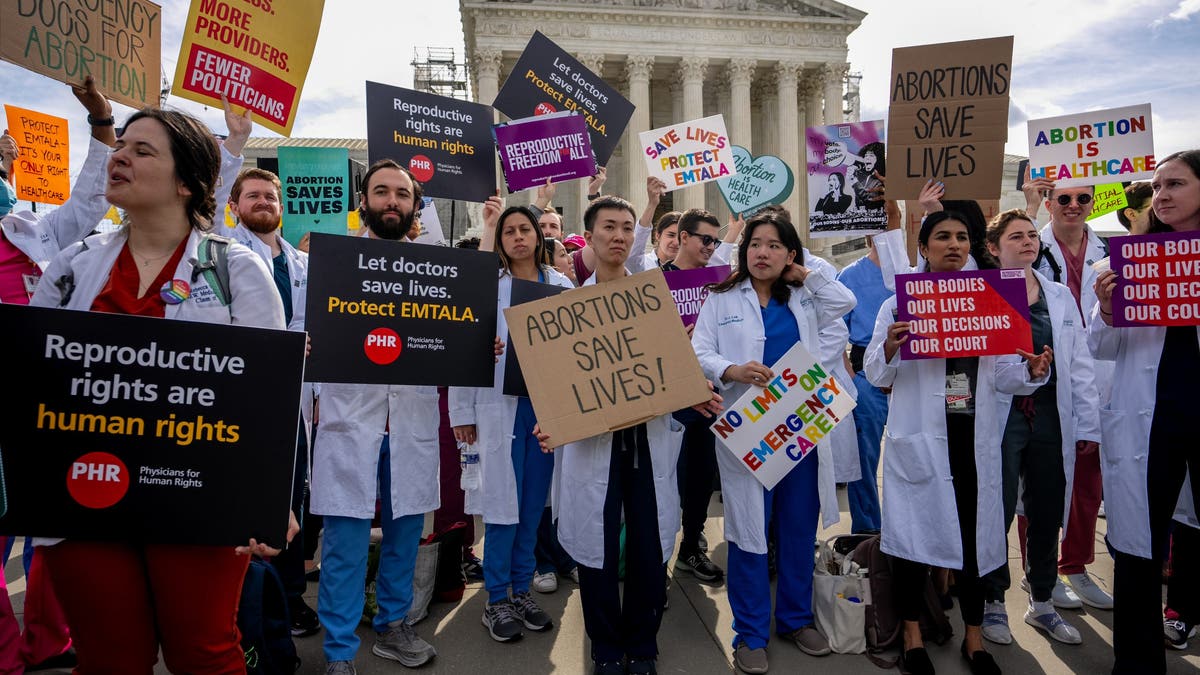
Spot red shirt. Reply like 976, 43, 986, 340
0, 232, 41, 304
90, 240, 189, 317
1053, 234, 1087, 317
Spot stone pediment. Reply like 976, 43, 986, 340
478, 0, 865, 21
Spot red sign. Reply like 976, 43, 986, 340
896, 269, 1033, 359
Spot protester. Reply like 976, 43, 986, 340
562, 234, 586, 253
547, 237, 576, 285
1092, 149, 1200, 675
692, 211, 856, 673
1116, 181, 1153, 235
643, 210, 681, 271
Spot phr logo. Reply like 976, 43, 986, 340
364, 328, 402, 365
66, 452, 130, 509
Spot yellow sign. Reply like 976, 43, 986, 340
4, 105, 70, 206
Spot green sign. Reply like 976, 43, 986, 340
278, 147, 349, 246
716, 146, 795, 217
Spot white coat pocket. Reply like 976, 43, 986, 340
884, 432, 939, 484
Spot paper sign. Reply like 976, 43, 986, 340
806, 121, 887, 237
1027, 104, 1155, 189
503, 279, 568, 397
278, 147, 348, 246
495, 112, 596, 192
303, 233, 499, 385
492, 31, 635, 166
716, 146, 795, 217
171, 0, 324, 136
1110, 231, 1200, 327
412, 198, 446, 246
639, 115, 735, 192
503, 269, 712, 447
896, 269, 1032, 359
664, 265, 729, 326
4, 106, 69, 205
709, 341, 855, 490
1087, 183, 1128, 221
0, 304, 304, 546
366, 81, 497, 203
887, 36, 1013, 201
1, 0, 162, 110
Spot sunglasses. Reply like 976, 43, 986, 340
1055, 193, 1093, 206
688, 233, 720, 248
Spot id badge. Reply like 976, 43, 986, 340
22, 273, 40, 300
945, 372, 971, 411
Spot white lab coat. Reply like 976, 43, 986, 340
691, 267, 857, 554
806, 248, 861, 483
865, 296, 1046, 574
448, 267, 574, 525
1087, 309, 1200, 558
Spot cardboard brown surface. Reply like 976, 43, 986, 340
503, 269, 713, 447
1, 0, 163, 110
887, 36, 1013, 202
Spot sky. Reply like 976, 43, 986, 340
2, 0, 1198, 180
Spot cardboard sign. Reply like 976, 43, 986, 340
896, 269, 1032, 359
172, 0, 324, 136
887, 36, 1013, 201
639, 115, 735, 192
709, 341, 855, 490
1087, 183, 1128, 222
0, 304, 304, 546
806, 121, 887, 237
664, 265, 729, 326
4, 105, 69, 205
503, 269, 712, 447
716, 146, 795, 217
502, 278, 569, 397
278, 146, 348, 246
1110, 231, 1200, 327
494, 111, 596, 192
1, 0, 162, 110
1027, 104, 1155, 189
492, 31, 634, 166
303, 233, 498, 385
366, 81, 496, 203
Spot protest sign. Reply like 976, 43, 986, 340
1087, 183, 1128, 221
887, 36, 1013, 201
0, 304, 304, 546
4, 105, 69, 206
278, 146, 348, 246
366, 81, 496, 203
664, 265, 729, 326
503, 278, 569, 397
495, 112, 596, 192
1027, 104, 1154, 189
412, 198, 446, 246
896, 269, 1032, 359
503, 269, 712, 447
492, 31, 634, 166
1, 0, 162, 110
1109, 231, 1200, 327
304, 233, 498, 385
709, 341, 855, 490
639, 115, 735, 192
172, 0, 323, 136
716, 146, 795, 217
806, 120, 887, 237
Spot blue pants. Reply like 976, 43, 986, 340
319, 435, 425, 662
727, 452, 820, 650
484, 398, 555, 603
847, 371, 886, 533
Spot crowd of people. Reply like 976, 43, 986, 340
1, 77, 1198, 675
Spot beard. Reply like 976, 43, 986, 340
361, 203, 415, 240
240, 208, 281, 235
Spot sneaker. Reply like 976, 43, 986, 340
325, 661, 356, 675
1164, 618, 1196, 649
784, 625, 831, 656
1024, 576, 1082, 609
627, 658, 657, 674
675, 548, 725, 583
481, 600, 524, 642
463, 552, 485, 581
532, 571, 558, 593
1065, 572, 1114, 609
1024, 603, 1082, 644
698, 532, 709, 552
592, 661, 625, 675
512, 590, 554, 631
567, 567, 580, 584
981, 601, 1012, 645
734, 643, 769, 673
291, 598, 322, 637
373, 620, 437, 667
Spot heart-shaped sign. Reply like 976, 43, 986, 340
716, 146, 796, 217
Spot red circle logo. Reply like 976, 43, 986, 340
534, 102, 557, 116
66, 452, 130, 509
364, 328, 402, 364
408, 155, 434, 183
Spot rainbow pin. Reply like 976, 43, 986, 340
160, 279, 190, 305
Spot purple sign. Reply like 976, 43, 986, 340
895, 269, 1032, 359
1110, 230, 1200, 327
664, 265, 731, 326
494, 112, 596, 192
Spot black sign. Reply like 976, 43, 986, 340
492, 31, 634, 166
304, 233, 500, 385
502, 278, 569, 397
0, 305, 305, 547
366, 81, 497, 203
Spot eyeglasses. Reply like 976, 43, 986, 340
1055, 193, 1093, 206
689, 233, 720, 248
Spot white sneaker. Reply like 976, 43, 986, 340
531, 571, 558, 593
1024, 603, 1083, 644
981, 601, 1012, 645
1065, 572, 1114, 609
1023, 576, 1084, 609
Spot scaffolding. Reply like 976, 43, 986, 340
411, 47, 469, 100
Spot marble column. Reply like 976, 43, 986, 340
775, 61, 802, 229
727, 58, 754, 150
676, 57, 708, 212
804, 70, 824, 128
713, 69, 734, 220
624, 55, 654, 217
823, 63, 847, 126
758, 80, 778, 157
797, 75, 822, 244
466, 48, 504, 236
